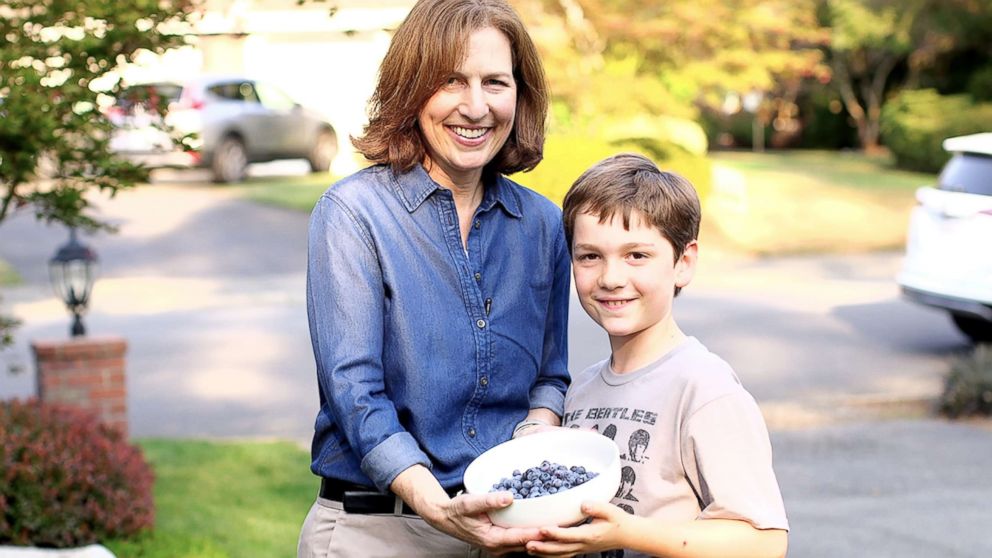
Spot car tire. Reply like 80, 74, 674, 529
212, 136, 248, 183
951, 314, 992, 343
308, 129, 337, 173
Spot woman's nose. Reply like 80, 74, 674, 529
458, 84, 489, 120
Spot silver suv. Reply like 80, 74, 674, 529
108, 75, 338, 183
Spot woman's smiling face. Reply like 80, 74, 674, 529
418, 26, 517, 188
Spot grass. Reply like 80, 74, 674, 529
104, 439, 316, 558
703, 149, 937, 255
231, 172, 339, 213
0, 258, 22, 286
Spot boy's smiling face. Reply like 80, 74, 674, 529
571, 209, 696, 346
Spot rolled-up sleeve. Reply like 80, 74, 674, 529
307, 194, 431, 490
530, 219, 571, 416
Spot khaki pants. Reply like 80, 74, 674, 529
298, 497, 520, 558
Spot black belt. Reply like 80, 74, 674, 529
319, 478, 464, 515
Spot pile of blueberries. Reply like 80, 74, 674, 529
489, 460, 599, 499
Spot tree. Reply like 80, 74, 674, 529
822, 0, 992, 150
514, 0, 829, 148
0, 0, 197, 349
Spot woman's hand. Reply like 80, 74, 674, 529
430, 491, 543, 554
525, 500, 630, 557
391, 465, 542, 555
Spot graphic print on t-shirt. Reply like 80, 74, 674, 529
564, 406, 656, 506
623, 429, 650, 463
616, 465, 639, 501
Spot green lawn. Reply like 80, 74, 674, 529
232, 172, 339, 213
104, 439, 316, 558
704, 149, 937, 255
0, 258, 22, 286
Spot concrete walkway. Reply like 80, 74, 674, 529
2, 171, 991, 556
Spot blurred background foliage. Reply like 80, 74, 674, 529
507, 0, 992, 181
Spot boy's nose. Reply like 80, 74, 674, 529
598, 261, 627, 289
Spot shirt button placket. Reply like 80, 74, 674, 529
468, 427, 477, 438
476, 319, 486, 329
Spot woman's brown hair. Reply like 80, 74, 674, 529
351, 0, 548, 176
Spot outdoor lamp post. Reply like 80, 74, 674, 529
49, 228, 98, 337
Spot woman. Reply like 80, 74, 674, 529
297, 0, 570, 556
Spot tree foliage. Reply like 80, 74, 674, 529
0, 0, 196, 349
515, 0, 828, 135
0, 0, 196, 230
822, 0, 992, 149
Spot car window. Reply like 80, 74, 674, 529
207, 81, 260, 103
939, 153, 992, 196
254, 82, 297, 111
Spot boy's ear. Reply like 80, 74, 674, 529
674, 240, 698, 288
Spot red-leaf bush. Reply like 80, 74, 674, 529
0, 398, 154, 547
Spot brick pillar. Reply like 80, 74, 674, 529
32, 336, 129, 437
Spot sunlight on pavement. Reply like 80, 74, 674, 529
10, 275, 304, 318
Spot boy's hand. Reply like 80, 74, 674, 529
525, 500, 630, 557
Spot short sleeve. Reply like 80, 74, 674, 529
682, 391, 789, 531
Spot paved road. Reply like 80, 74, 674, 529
1, 170, 989, 556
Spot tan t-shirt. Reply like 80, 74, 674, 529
563, 337, 788, 557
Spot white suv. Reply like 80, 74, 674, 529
108, 75, 338, 183
898, 133, 992, 342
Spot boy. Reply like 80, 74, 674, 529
525, 154, 788, 558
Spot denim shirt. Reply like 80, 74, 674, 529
306, 164, 570, 491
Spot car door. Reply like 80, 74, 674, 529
253, 80, 311, 157
204, 80, 272, 158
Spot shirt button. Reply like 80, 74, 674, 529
474, 220, 481, 229
480, 376, 488, 386
468, 427, 477, 438
474, 272, 481, 282
476, 319, 486, 329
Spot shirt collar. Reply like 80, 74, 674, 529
392, 165, 523, 219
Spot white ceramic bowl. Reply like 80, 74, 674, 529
463, 428, 621, 528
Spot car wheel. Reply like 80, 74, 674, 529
308, 129, 337, 173
212, 136, 248, 183
951, 314, 992, 343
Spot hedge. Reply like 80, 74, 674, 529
880, 89, 992, 173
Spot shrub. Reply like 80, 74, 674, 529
939, 344, 992, 419
514, 132, 712, 208
0, 399, 154, 548
880, 89, 992, 173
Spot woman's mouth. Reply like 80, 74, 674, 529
449, 125, 490, 140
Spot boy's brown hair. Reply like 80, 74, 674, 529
352, 0, 548, 176
562, 152, 701, 262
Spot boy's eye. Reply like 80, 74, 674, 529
575, 253, 599, 262
629, 252, 649, 260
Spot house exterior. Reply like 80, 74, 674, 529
124, 0, 417, 174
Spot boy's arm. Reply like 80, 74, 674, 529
526, 501, 787, 558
